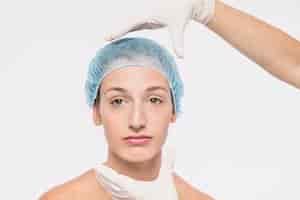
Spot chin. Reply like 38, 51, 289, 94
120, 147, 160, 163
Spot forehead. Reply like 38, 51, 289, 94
100, 67, 170, 93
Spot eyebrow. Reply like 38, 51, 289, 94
103, 86, 169, 96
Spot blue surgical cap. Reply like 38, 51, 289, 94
84, 37, 184, 117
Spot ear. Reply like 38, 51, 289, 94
93, 104, 102, 126
170, 113, 177, 123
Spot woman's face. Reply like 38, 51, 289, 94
93, 66, 176, 163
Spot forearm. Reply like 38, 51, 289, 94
205, 0, 300, 89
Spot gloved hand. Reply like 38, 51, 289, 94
94, 146, 178, 200
104, 0, 215, 58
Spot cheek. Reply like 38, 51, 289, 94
101, 111, 126, 143
103, 115, 124, 133
149, 113, 171, 138
101, 103, 126, 123
102, 123, 124, 149
148, 104, 173, 123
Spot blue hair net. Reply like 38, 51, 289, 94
84, 37, 184, 117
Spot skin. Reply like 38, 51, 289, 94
206, 1, 300, 89
94, 66, 176, 181
39, 66, 215, 200
39, 170, 214, 200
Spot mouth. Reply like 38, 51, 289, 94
123, 135, 153, 145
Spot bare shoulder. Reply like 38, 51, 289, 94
173, 172, 215, 200
39, 169, 109, 200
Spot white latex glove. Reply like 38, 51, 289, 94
104, 0, 215, 59
94, 146, 178, 200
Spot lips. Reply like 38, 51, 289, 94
123, 135, 153, 145
124, 135, 152, 140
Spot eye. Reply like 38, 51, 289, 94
110, 98, 124, 105
150, 97, 162, 104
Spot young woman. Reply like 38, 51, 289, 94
40, 0, 300, 198
39, 37, 214, 200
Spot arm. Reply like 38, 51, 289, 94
104, 0, 300, 89
205, 0, 300, 89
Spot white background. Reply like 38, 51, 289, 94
0, 0, 299, 199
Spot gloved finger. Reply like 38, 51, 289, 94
168, 21, 186, 59
105, 18, 165, 41
130, 19, 165, 31
104, 19, 140, 41
95, 165, 127, 191
95, 165, 141, 199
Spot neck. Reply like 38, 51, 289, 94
102, 150, 162, 181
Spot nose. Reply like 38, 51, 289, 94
128, 102, 146, 132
